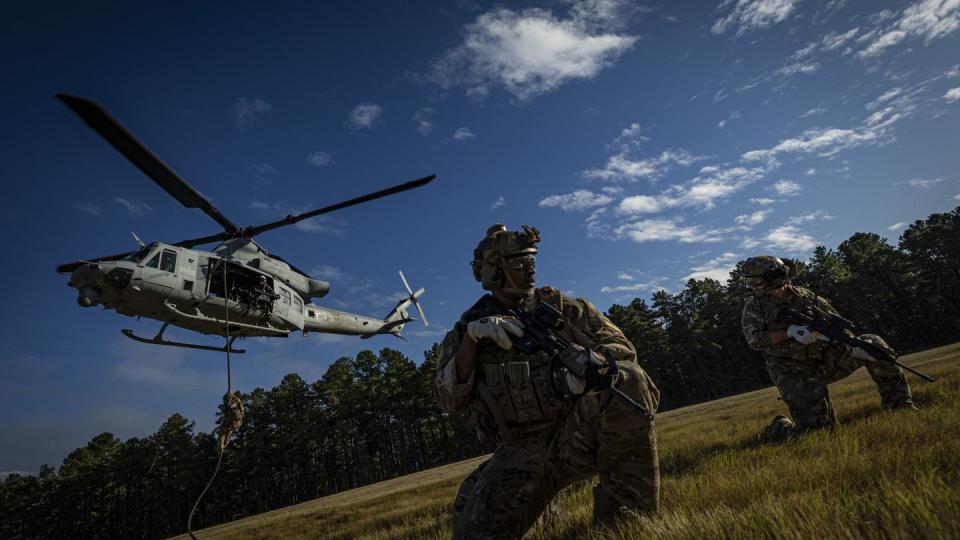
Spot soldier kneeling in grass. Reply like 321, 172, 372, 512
740, 255, 917, 442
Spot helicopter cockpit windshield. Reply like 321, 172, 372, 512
122, 243, 157, 263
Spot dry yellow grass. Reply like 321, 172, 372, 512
177, 343, 960, 540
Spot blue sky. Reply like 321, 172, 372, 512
2, 0, 959, 474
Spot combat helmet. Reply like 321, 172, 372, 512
472, 224, 540, 293
743, 255, 790, 288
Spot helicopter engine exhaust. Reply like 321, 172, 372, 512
77, 287, 100, 307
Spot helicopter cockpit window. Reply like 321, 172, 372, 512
123, 245, 154, 263
144, 253, 160, 269
159, 250, 177, 273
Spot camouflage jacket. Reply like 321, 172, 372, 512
435, 287, 637, 441
741, 285, 844, 364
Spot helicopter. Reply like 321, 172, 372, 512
55, 94, 435, 354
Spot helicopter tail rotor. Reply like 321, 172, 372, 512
398, 270, 428, 327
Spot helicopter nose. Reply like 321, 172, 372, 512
68, 263, 103, 288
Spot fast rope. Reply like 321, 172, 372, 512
187, 259, 242, 539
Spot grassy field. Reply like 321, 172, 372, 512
179, 343, 960, 540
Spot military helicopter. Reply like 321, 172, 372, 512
55, 94, 434, 354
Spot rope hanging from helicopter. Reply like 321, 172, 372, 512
188, 258, 244, 539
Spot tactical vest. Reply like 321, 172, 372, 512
458, 294, 574, 443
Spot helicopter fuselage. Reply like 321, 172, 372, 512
67, 241, 402, 339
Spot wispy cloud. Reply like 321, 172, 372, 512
234, 97, 272, 130
735, 209, 773, 227
763, 224, 819, 254
309, 264, 343, 281
770, 179, 801, 196
615, 165, 767, 216
348, 103, 383, 130
112, 197, 152, 217
307, 151, 335, 167
718, 110, 741, 129
614, 219, 727, 244
491, 196, 506, 211
683, 252, 740, 282
945, 87, 960, 102
412, 108, 435, 135
73, 202, 101, 217
253, 163, 276, 184
424, 3, 638, 101
538, 189, 612, 211
904, 177, 944, 188
600, 278, 665, 294
888, 222, 906, 231
712, 0, 800, 37
584, 149, 706, 182
452, 126, 476, 141
799, 105, 827, 118
786, 210, 833, 225
856, 0, 960, 59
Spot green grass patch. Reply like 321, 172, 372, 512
180, 343, 960, 539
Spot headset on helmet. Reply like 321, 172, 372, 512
743, 255, 791, 288
472, 224, 540, 292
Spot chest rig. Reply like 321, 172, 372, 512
756, 287, 829, 364
461, 294, 574, 442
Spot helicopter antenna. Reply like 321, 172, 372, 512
131, 231, 145, 248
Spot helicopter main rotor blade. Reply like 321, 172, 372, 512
56, 251, 133, 274
56, 94, 241, 235
242, 175, 436, 238
173, 231, 234, 249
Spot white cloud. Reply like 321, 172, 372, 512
616, 271, 634, 280
750, 197, 777, 204
294, 215, 347, 237
491, 195, 506, 210
786, 210, 833, 224
307, 151, 335, 167
805, 168, 817, 176
583, 149, 705, 182
413, 107, 435, 135
112, 197, 152, 217
775, 61, 820, 78
764, 224, 818, 253
718, 110, 741, 128
954, 193, 960, 200
234, 97, 272, 129
945, 87, 960, 102
771, 179, 801, 196
888, 222, 906, 231
907, 177, 943, 188
73, 202, 101, 217
614, 219, 726, 244
309, 265, 343, 280
857, 0, 960, 59
799, 106, 826, 118
599, 280, 663, 293
615, 165, 767, 216
712, 0, 800, 36
743, 105, 905, 164
539, 189, 612, 211
348, 103, 383, 130
426, 5, 638, 101
253, 163, 276, 184
683, 252, 740, 282
453, 126, 477, 141
822, 27, 860, 50
736, 209, 773, 227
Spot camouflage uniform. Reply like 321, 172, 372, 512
437, 287, 660, 539
741, 285, 912, 430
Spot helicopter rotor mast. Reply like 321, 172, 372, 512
55, 94, 435, 269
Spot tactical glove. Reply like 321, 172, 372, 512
787, 324, 819, 345
467, 316, 524, 350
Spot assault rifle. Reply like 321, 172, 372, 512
509, 301, 655, 421
777, 304, 936, 383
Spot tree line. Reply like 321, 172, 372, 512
2, 206, 957, 538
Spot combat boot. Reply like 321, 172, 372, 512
888, 399, 920, 411
763, 414, 796, 442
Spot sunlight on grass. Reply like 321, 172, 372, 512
180, 343, 960, 539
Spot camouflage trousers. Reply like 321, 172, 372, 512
766, 334, 912, 431
452, 361, 660, 540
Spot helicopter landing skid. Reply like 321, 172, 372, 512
121, 328, 246, 354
